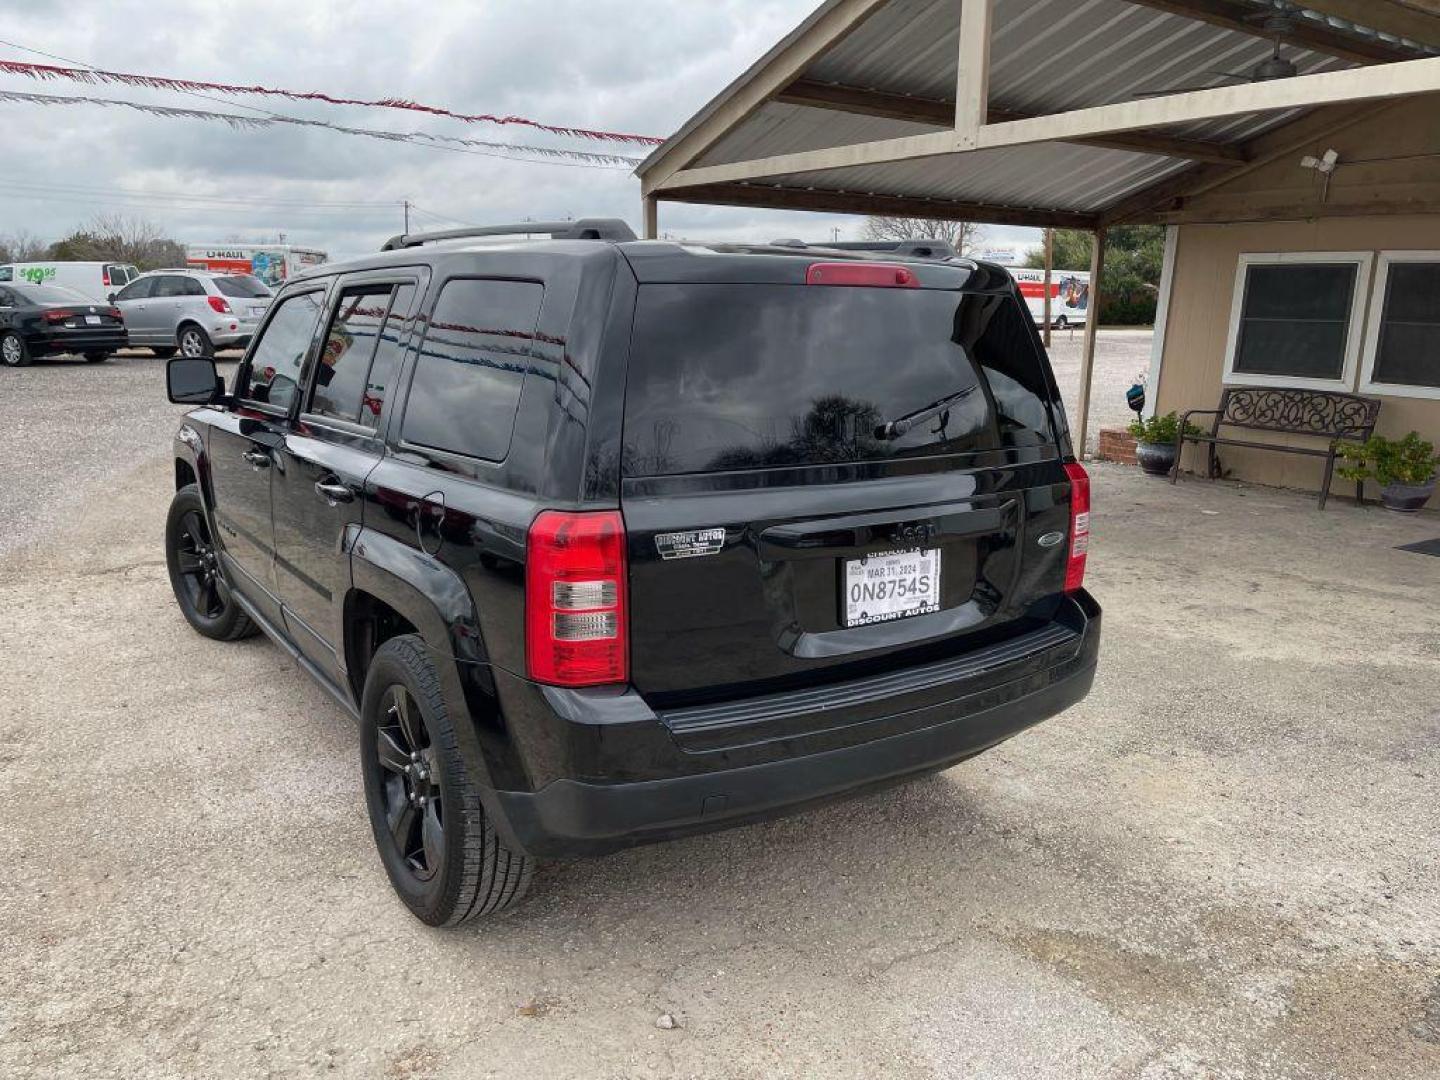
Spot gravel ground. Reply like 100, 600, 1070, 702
1045, 326, 1156, 451
2, 336, 1438, 1079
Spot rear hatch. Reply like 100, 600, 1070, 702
213, 274, 274, 321
617, 257, 1075, 705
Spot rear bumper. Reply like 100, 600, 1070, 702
29, 329, 129, 354
490, 591, 1100, 858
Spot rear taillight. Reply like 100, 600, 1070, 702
107, 307, 122, 320
1063, 461, 1090, 593
42, 309, 76, 323
525, 510, 628, 686
207, 295, 232, 314
805, 262, 918, 288
102, 270, 111, 286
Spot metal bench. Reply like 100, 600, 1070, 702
1171, 386, 1381, 509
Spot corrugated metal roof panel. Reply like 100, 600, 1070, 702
686, 0, 1373, 216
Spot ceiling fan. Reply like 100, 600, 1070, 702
1132, 4, 1301, 98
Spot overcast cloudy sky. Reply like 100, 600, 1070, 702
0, 0, 1040, 260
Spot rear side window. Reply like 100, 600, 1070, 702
401, 279, 543, 462
622, 284, 1056, 476
360, 284, 415, 429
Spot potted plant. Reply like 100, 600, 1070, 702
1337, 431, 1439, 513
1127, 411, 1204, 477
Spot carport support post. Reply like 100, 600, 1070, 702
643, 195, 658, 239
1042, 227, 1053, 348
1075, 227, 1106, 459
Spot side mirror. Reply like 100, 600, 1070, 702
107, 292, 118, 303
167, 356, 222, 405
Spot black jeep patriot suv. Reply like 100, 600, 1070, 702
163, 219, 1099, 926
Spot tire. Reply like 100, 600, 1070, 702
152, 346, 177, 359
1, 331, 30, 368
83, 352, 111, 363
361, 634, 533, 926
164, 484, 258, 641
177, 324, 212, 359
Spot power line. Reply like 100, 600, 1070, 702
0, 175, 399, 209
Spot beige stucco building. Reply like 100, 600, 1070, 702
636, 0, 1440, 508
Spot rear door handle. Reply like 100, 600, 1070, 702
314, 480, 354, 506
242, 449, 271, 469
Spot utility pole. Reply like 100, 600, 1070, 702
1042, 227, 1054, 348
403, 200, 411, 234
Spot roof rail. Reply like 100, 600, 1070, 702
381, 218, 636, 251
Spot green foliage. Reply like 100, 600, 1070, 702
1025, 225, 1165, 325
1127, 411, 1204, 446
1336, 432, 1438, 487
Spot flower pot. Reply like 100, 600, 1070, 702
1379, 477, 1436, 513
1135, 440, 1177, 477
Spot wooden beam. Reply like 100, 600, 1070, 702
1153, 196, 1440, 225
1299, 0, 1440, 48
655, 130, 959, 191
776, 79, 1249, 164
1042, 228, 1053, 349
1122, 0, 1417, 63
638, 0, 891, 192
974, 56, 1440, 153
1099, 99, 1403, 224
656, 182, 1101, 230
1075, 228, 1106, 459
642, 195, 658, 239
955, 0, 993, 145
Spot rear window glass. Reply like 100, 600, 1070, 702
401, 279, 543, 462
622, 284, 1056, 476
214, 274, 272, 299
11, 283, 90, 304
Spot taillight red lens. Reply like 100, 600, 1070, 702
805, 262, 918, 288
43, 309, 76, 323
1063, 461, 1090, 593
207, 295, 232, 314
525, 510, 628, 686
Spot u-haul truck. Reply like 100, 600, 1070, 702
186, 245, 328, 289
1011, 267, 1090, 329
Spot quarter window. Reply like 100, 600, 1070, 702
1223, 253, 1371, 389
242, 291, 325, 412
1361, 255, 1440, 396
360, 284, 416, 429
401, 279, 543, 462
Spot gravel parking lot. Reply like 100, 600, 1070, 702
2, 338, 1437, 1079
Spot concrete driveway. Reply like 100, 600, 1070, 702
1, 350, 1437, 1079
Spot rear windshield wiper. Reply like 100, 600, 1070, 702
874, 385, 978, 441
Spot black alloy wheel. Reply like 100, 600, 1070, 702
373, 686, 446, 883
164, 484, 257, 641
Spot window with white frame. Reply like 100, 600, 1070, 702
1223, 252, 1372, 391
1360, 252, 1440, 399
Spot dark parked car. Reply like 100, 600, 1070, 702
0, 282, 128, 366
163, 219, 1099, 926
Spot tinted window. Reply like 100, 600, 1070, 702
360, 284, 416, 429
115, 277, 154, 302
1372, 262, 1440, 389
0, 287, 16, 306
105, 264, 130, 286
622, 284, 1056, 476
153, 275, 197, 298
214, 274, 272, 299
401, 279, 542, 461
311, 287, 391, 422
0, 267, 11, 282
243, 291, 325, 412
11, 283, 90, 305
1233, 263, 1356, 380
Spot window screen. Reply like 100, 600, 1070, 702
311, 287, 391, 422
1371, 262, 1440, 389
622, 284, 1057, 476
401, 279, 543, 461
360, 284, 415, 429
243, 291, 325, 412
1233, 263, 1357, 381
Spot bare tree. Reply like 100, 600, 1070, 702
48, 214, 186, 270
0, 229, 48, 263
863, 216, 983, 255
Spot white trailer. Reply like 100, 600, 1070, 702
1010, 267, 1091, 329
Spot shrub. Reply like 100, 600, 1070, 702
1336, 432, 1438, 487
1127, 411, 1205, 446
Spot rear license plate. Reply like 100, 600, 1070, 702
85, 315, 101, 325
843, 548, 941, 627
250, 306, 266, 316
